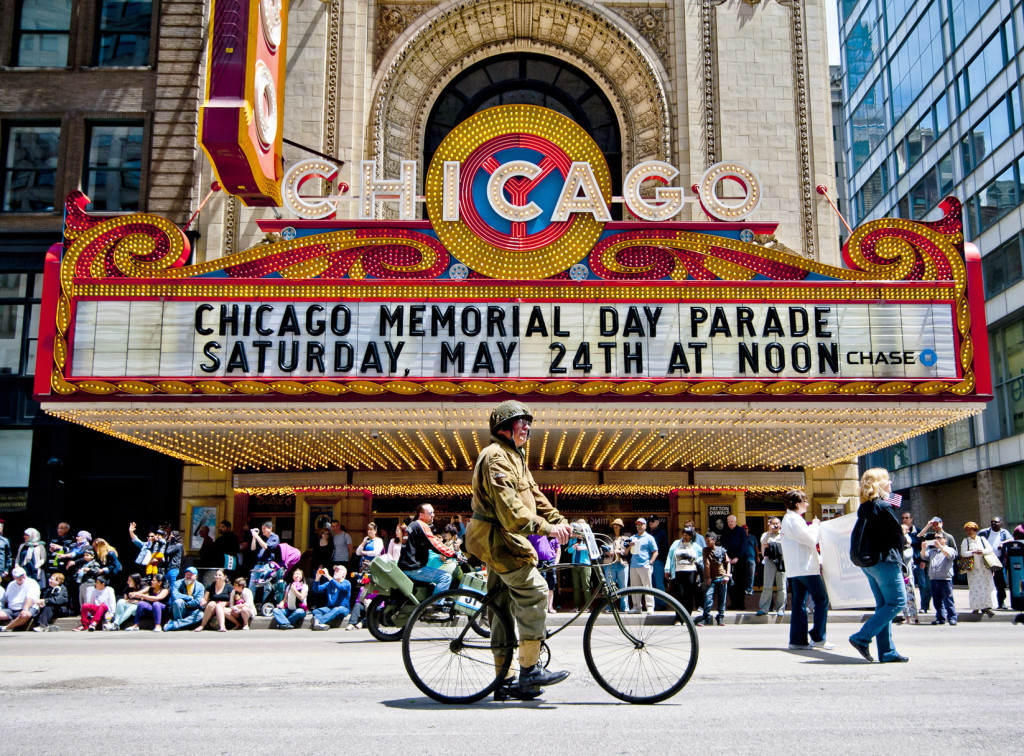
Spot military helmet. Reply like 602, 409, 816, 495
489, 400, 533, 435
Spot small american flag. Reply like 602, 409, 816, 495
884, 492, 903, 508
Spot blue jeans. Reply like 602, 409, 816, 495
273, 607, 306, 628
702, 578, 727, 620
603, 563, 628, 610
312, 605, 350, 625
790, 574, 829, 645
163, 600, 202, 630
930, 579, 956, 623
850, 561, 907, 660
913, 565, 931, 611
403, 566, 452, 596
652, 559, 667, 607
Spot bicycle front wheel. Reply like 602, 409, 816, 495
402, 589, 515, 704
583, 588, 699, 704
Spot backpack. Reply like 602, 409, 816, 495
850, 516, 878, 568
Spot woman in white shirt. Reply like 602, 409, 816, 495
780, 490, 834, 651
226, 577, 257, 630
387, 523, 407, 561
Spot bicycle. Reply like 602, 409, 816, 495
401, 523, 699, 704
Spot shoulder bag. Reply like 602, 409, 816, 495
850, 516, 878, 568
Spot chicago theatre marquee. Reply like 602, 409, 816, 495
35, 0, 990, 545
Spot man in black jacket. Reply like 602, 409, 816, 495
398, 503, 455, 595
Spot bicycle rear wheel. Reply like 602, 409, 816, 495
402, 589, 515, 704
583, 588, 698, 704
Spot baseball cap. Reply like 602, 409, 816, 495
635, 517, 646, 524
11, 566, 26, 578
184, 566, 199, 576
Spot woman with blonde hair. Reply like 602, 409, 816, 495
960, 522, 996, 617
848, 468, 908, 663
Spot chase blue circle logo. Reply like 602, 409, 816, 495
919, 349, 938, 367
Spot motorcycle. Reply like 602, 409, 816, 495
364, 555, 488, 641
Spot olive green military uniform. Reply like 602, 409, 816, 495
466, 433, 566, 647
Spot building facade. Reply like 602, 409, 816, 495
8, 0, 992, 564
839, 0, 1024, 527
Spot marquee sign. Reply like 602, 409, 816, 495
36, 105, 990, 403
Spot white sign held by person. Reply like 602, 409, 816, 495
818, 513, 875, 609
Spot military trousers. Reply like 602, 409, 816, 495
487, 562, 548, 646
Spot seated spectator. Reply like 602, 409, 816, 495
126, 574, 170, 632
0, 566, 42, 631
195, 569, 232, 632
110, 573, 145, 629
32, 572, 70, 632
76, 574, 115, 631
226, 577, 256, 630
164, 567, 205, 631
57, 530, 92, 577
16, 528, 47, 583
356, 522, 385, 572
92, 538, 121, 581
310, 565, 351, 630
273, 569, 309, 629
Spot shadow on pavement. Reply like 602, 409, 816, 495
735, 647, 869, 664
381, 697, 557, 710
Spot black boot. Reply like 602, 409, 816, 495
518, 664, 569, 692
493, 676, 543, 701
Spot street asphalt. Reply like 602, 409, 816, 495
0, 606, 1021, 755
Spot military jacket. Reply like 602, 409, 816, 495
466, 434, 567, 573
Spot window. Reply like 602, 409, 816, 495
96, 0, 152, 66
850, 80, 886, 173
0, 274, 41, 376
990, 319, 1024, 438
895, 111, 935, 177
975, 165, 1018, 235
1002, 463, 1024, 523
888, 3, 943, 120
855, 163, 888, 219
425, 54, 624, 198
960, 94, 1016, 175
957, 29, 1010, 107
884, 0, 915, 37
13, 0, 73, 66
840, 0, 862, 24
949, 0, 992, 50
1, 123, 61, 213
83, 122, 143, 211
863, 442, 909, 471
845, 1, 882, 93
982, 233, 1024, 298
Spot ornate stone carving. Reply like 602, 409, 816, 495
224, 196, 240, 256
778, 0, 815, 259
375, 3, 435, 70
613, 6, 668, 66
372, 0, 672, 186
701, 0, 727, 169
323, 0, 342, 157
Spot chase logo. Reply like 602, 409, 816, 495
919, 349, 938, 367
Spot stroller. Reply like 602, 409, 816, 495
250, 542, 302, 617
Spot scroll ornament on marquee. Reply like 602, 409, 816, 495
46, 190, 976, 399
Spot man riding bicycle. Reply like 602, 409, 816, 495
465, 400, 574, 699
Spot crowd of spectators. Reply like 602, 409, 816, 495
1, 509, 1021, 633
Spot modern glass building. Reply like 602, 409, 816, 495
840, 0, 1024, 524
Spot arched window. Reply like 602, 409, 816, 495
424, 54, 622, 194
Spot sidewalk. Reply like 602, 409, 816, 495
36, 586, 1021, 631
